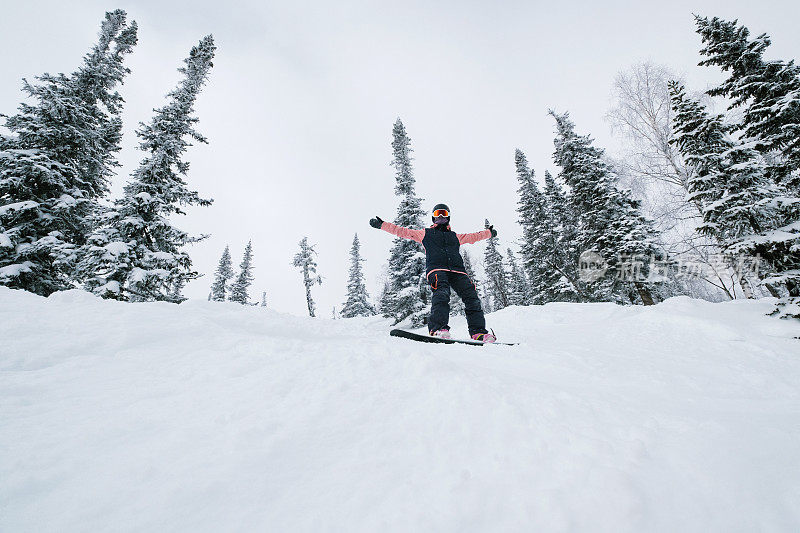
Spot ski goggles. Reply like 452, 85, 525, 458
432, 209, 450, 218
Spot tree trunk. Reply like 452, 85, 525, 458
634, 282, 656, 306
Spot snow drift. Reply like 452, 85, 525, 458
1, 287, 799, 531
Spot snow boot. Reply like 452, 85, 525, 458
430, 328, 451, 339
471, 332, 496, 343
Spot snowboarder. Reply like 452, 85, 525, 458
370, 204, 498, 342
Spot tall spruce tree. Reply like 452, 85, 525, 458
541, 170, 581, 302
229, 241, 254, 304
506, 248, 529, 306
691, 17, 800, 315
380, 119, 427, 326
0, 11, 137, 295
210, 245, 234, 301
514, 150, 579, 304
293, 237, 322, 317
483, 220, 510, 310
341, 233, 376, 318
551, 111, 662, 305
670, 82, 799, 304
695, 16, 800, 188
76, 36, 216, 301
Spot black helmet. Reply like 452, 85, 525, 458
432, 203, 450, 224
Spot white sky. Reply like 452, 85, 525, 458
2, 0, 799, 315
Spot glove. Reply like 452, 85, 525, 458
369, 216, 384, 229
485, 219, 497, 238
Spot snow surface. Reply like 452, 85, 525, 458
1, 287, 800, 532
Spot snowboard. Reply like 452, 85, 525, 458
390, 328, 517, 346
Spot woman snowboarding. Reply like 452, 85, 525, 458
370, 204, 497, 343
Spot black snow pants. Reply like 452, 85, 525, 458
427, 270, 487, 336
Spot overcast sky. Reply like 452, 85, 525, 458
2, 0, 799, 315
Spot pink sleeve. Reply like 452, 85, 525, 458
457, 229, 492, 245
381, 221, 425, 243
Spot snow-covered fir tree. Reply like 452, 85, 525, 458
340, 233, 376, 318
695, 16, 800, 188
690, 17, 800, 316
293, 237, 322, 317
483, 220, 510, 310
380, 119, 428, 326
506, 248, 529, 306
229, 241, 254, 305
551, 111, 662, 305
670, 82, 799, 306
514, 150, 578, 304
260, 291, 267, 307
541, 170, 581, 302
514, 149, 547, 303
168, 279, 185, 303
480, 278, 494, 314
76, 36, 215, 301
0, 11, 137, 295
210, 245, 234, 301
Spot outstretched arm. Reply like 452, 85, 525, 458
457, 228, 492, 245
370, 217, 424, 243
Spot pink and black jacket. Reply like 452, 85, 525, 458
379, 221, 492, 279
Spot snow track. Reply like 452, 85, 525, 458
1, 287, 799, 531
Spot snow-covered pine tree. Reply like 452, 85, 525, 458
380, 119, 428, 326
76, 36, 216, 301
506, 248, 529, 306
210, 245, 234, 301
261, 291, 267, 307
670, 82, 800, 308
169, 278, 185, 303
483, 219, 510, 310
0, 11, 137, 295
541, 170, 581, 302
551, 111, 662, 305
229, 241, 254, 305
340, 233, 376, 318
480, 278, 494, 314
293, 237, 322, 317
514, 150, 579, 304
514, 149, 548, 303
694, 16, 800, 188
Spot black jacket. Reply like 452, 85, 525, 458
423, 225, 467, 276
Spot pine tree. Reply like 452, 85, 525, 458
541, 170, 581, 302
506, 248, 529, 306
670, 82, 799, 305
0, 11, 137, 295
341, 233, 376, 318
210, 245, 234, 301
229, 241, 254, 304
551, 111, 662, 305
76, 36, 216, 301
694, 16, 800, 187
261, 291, 267, 307
169, 278, 185, 303
293, 237, 322, 317
514, 150, 579, 304
514, 149, 548, 303
483, 220, 510, 310
381, 119, 428, 326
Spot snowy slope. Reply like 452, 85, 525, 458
1, 287, 799, 532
